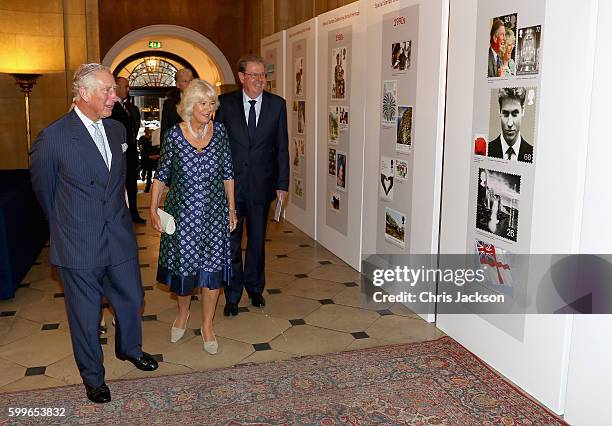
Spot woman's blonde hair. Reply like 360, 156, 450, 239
177, 79, 219, 122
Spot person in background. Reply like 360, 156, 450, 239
160, 68, 194, 146
111, 76, 146, 223
138, 127, 154, 192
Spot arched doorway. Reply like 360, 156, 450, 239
101, 24, 235, 86
102, 25, 235, 132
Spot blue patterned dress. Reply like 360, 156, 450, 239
156, 122, 233, 295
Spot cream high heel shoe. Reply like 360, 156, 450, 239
170, 311, 190, 343
201, 327, 218, 354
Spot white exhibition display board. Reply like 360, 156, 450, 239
260, 31, 286, 98
316, 3, 366, 270
285, 20, 317, 239
361, 0, 449, 322
564, 1, 612, 424
438, 0, 599, 414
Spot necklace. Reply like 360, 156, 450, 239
187, 121, 208, 140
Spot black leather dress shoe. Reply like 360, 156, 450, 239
116, 352, 158, 371
251, 293, 266, 307
132, 216, 147, 224
223, 302, 239, 317
85, 383, 111, 404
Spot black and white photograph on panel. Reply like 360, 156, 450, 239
517, 25, 541, 75
487, 12, 518, 78
330, 192, 341, 213
297, 101, 306, 134
294, 57, 304, 97
385, 207, 406, 248
488, 87, 536, 164
381, 80, 398, 126
331, 46, 348, 100
328, 147, 337, 176
328, 106, 339, 144
475, 168, 520, 243
396, 105, 413, 153
391, 40, 411, 72
336, 151, 347, 192
379, 156, 394, 201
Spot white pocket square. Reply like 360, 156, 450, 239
121, 143, 128, 153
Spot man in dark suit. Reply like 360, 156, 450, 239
488, 18, 506, 78
215, 54, 289, 316
160, 68, 193, 145
487, 87, 533, 163
30, 64, 158, 404
111, 77, 145, 223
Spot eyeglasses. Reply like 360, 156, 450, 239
242, 72, 267, 79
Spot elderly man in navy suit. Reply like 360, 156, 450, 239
30, 63, 157, 404
215, 54, 289, 316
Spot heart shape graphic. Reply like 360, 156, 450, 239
381, 174, 394, 195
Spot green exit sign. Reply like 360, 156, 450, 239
148, 41, 162, 49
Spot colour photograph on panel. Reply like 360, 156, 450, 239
331, 47, 348, 100
385, 207, 406, 248
336, 151, 347, 192
396, 105, 413, 153
487, 12, 517, 78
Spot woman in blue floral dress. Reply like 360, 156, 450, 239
149, 79, 237, 355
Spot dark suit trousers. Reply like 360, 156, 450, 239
226, 200, 271, 304
58, 258, 144, 387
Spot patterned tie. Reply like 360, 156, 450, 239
91, 122, 110, 169
506, 146, 515, 160
248, 99, 257, 142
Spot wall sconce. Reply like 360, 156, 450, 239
9, 73, 42, 166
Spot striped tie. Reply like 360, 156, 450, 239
91, 122, 110, 169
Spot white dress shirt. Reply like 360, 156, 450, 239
74, 105, 113, 167
500, 132, 522, 162
242, 90, 263, 126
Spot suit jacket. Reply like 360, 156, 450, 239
487, 136, 533, 163
160, 88, 181, 144
488, 47, 498, 78
215, 90, 289, 204
30, 110, 138, 268
111, 101, 138, 166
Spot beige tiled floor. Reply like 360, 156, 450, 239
0, 188, 444, 393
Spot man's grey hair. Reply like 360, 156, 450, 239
72, 63, 112, 100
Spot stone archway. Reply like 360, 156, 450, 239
101, 24, 235, 85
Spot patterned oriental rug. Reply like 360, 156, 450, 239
0, 337, 566, 425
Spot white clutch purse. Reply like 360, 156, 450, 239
157, 208, 176, 235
